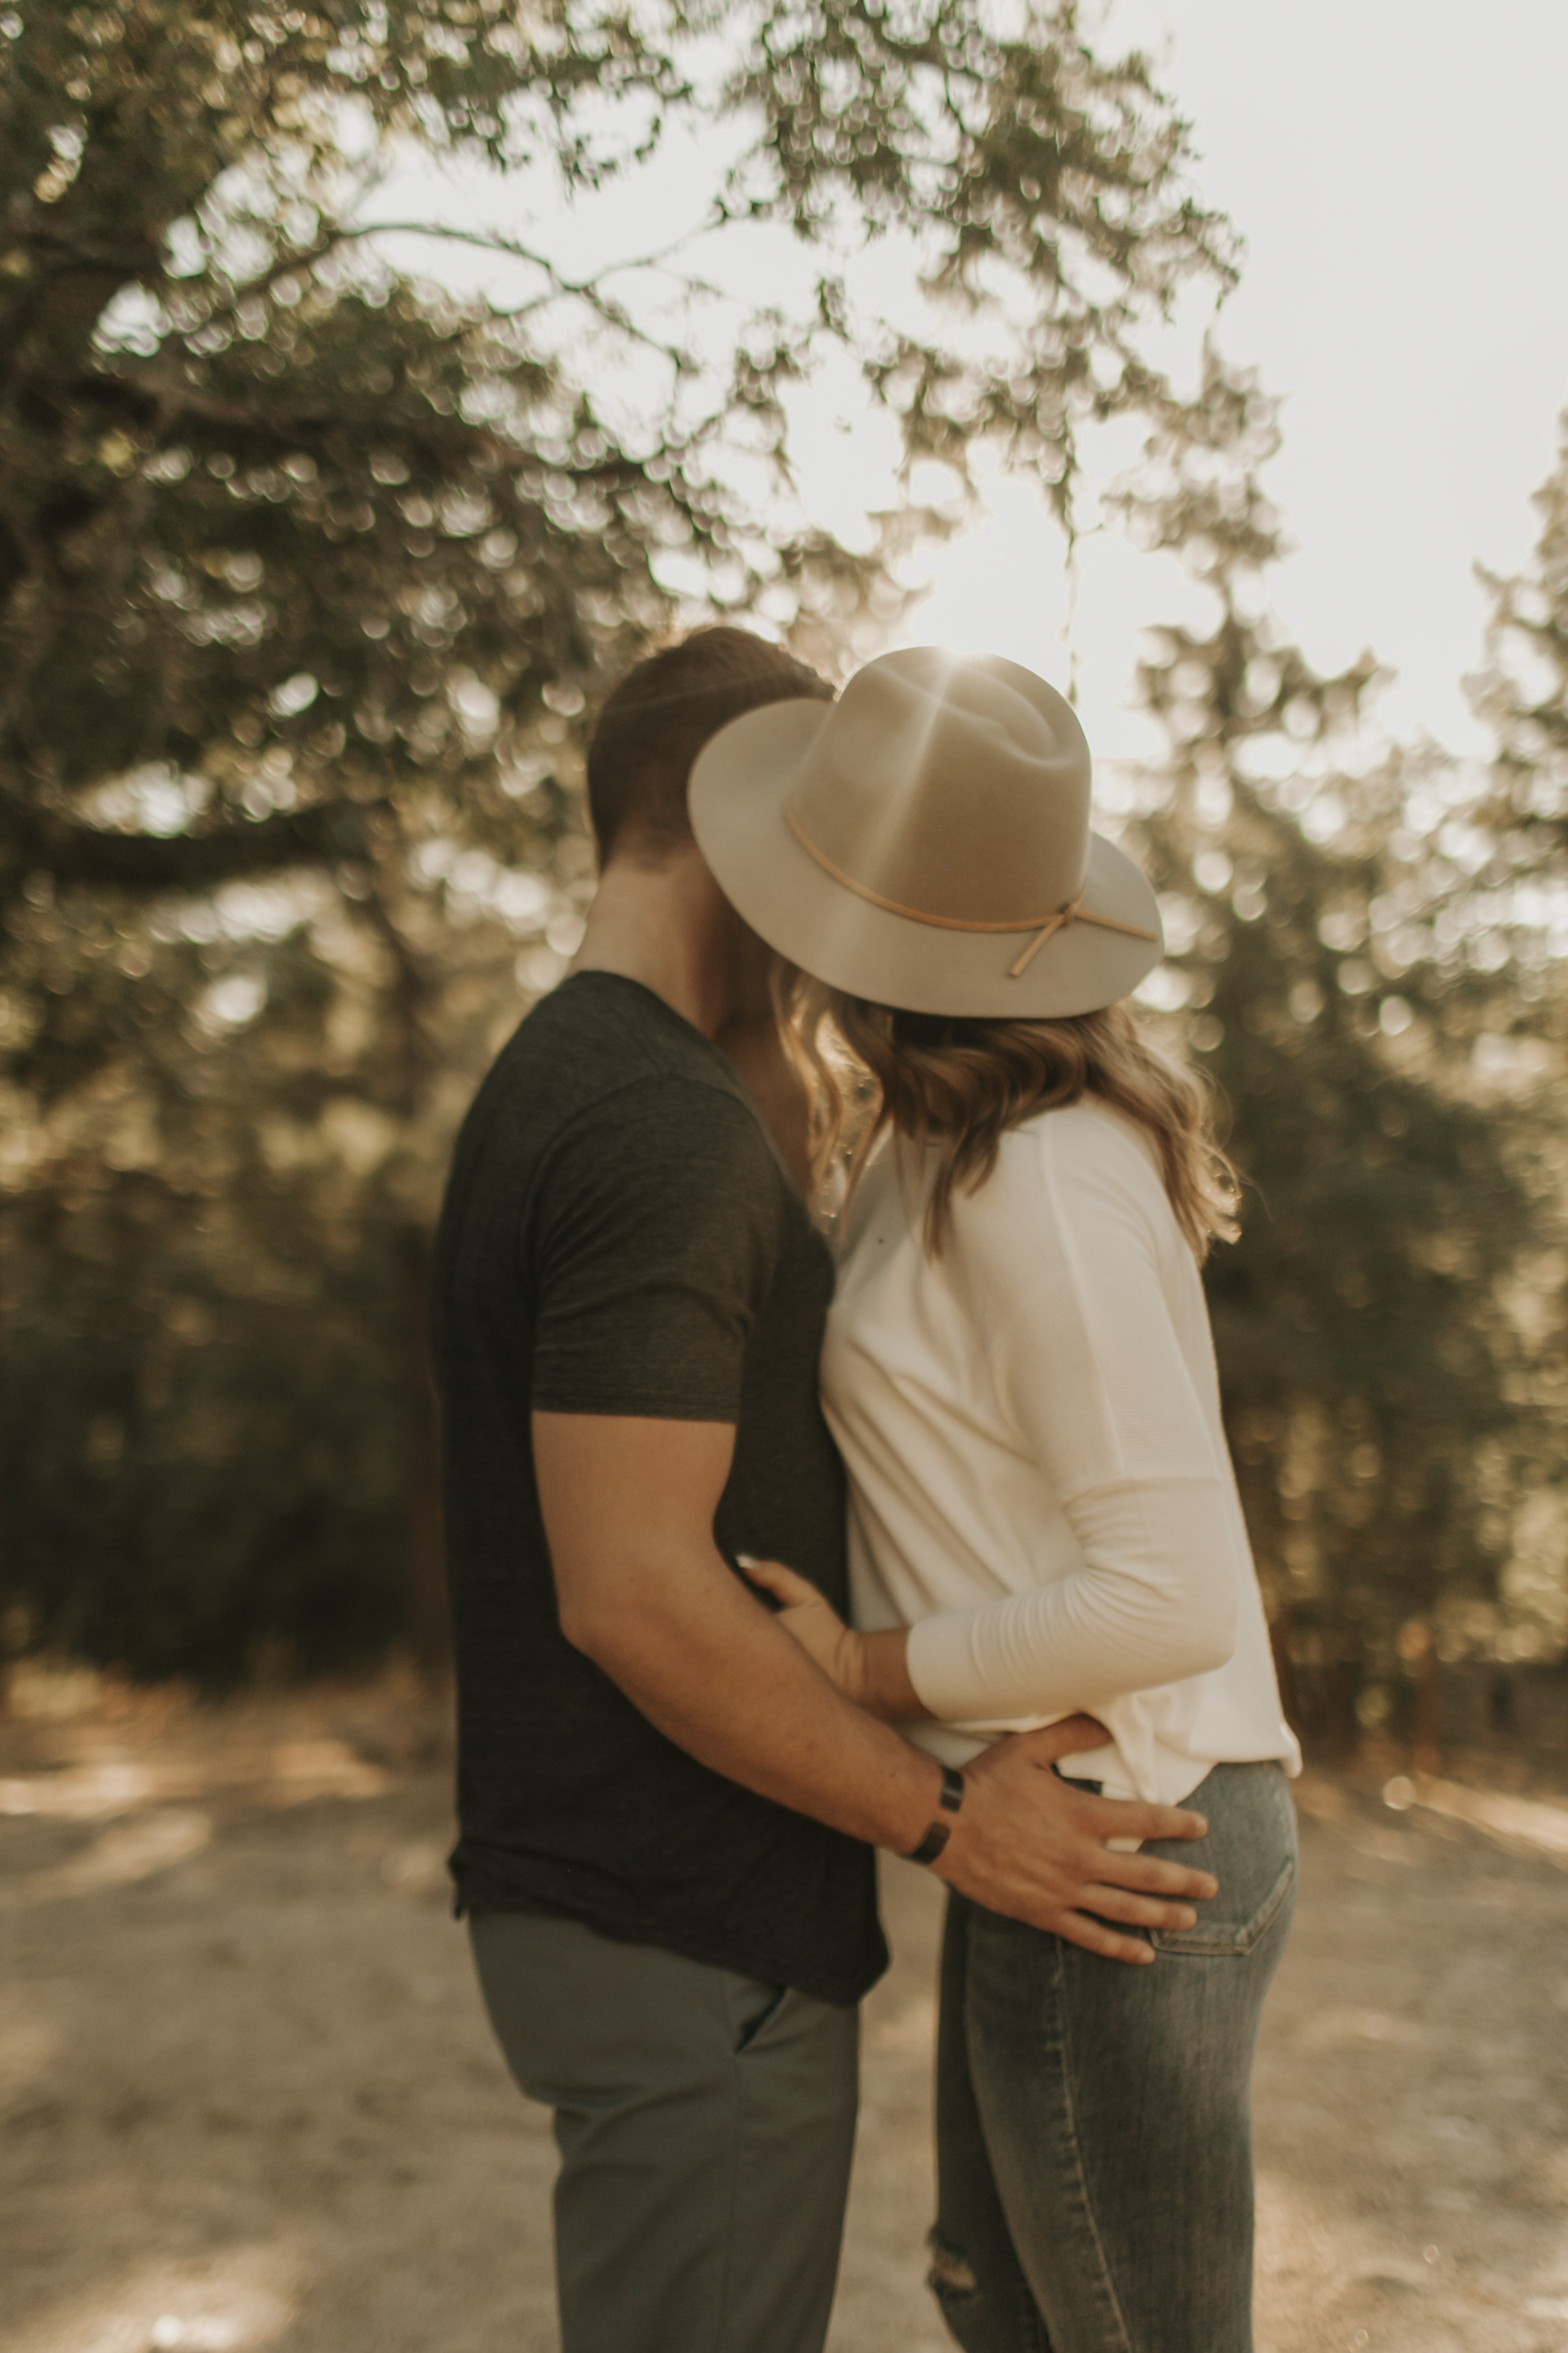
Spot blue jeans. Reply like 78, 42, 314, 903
931, 1760, 1297, 2353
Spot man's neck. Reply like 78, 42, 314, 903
567, 846, 765, 1041
568, 844, 813, 1190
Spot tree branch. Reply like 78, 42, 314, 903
194, 215, 720, 366
2, 794, 388, 893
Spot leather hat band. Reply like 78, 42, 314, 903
783, 801, 1158, 979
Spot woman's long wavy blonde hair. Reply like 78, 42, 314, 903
779, 973, 1240, 1260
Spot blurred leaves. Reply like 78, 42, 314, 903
0, 0, 1238, 1681
1117, 357, 1568, 1740
4, 4, 1567, 1726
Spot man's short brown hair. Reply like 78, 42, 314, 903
586, 627, 835, 865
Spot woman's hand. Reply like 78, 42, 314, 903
738, 1555, 866, 1700
738, 1556, 931, 1721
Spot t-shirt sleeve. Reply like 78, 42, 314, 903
527, 1077, 782, 1423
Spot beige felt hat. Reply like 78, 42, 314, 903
688, 645, 1163, 1017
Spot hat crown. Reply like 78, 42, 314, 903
786, 648, 1092, 925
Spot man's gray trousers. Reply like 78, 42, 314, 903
469, 1912, 860, 2353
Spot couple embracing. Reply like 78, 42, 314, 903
431, 626, 1301, 2353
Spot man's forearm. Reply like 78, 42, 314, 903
577, 1571, 1219, 1965
567, 1547, 945, 1854
536, 1409, 1217, 1962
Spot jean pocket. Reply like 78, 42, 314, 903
1149, 1851, 1296, 1957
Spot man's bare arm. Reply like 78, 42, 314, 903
535, 1411, 1219, 1964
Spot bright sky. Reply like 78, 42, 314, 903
368, 1, 1568, 771
911, 0, 1568, 763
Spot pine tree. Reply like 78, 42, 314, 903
1120, 356, 1544, 1753
1457, 405, 1568, 1720
1473, 411, 1568, 831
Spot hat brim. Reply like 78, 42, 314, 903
689, 698, 1164, 1018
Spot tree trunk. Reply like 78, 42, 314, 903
0, 1231, 8, 1718
396, 1221, 449, 1686
1413, 1643, 1442, 1780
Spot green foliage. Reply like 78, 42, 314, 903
2, 0, 1229, 918
8, 1189, 402, 1684
1, 857, 533, 1680
1120, 360, 1561, 1741
6, 4, 1563, 1726
0, 0, 1236, 1682
729, 0, 1235, 513
1473, 411, 1568, 824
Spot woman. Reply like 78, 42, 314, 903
687, 647, 1301, 2353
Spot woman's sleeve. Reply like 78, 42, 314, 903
902, 1118, 1240, 1723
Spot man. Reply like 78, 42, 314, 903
431, 627, 1217, 2353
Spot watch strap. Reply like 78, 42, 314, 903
902, 1764, 965, 1866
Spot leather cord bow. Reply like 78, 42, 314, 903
783, 803, 1158, 981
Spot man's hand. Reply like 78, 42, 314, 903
936, 1716, 1217, 1964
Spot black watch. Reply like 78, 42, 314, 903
901, 1764, 965, 1866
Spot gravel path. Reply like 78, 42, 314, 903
2, 1687, 1566, 2353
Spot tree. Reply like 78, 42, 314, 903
1457, 403, 1568, 1719
1, 0, 1245, 1682
1117, 357, 1552, 1754
3, 0, 1234, 908
2, 856, 537, 1681
1473, 408, 1568, 837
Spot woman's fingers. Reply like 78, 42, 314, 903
736, 1554, 861, 1694
736, 1554, 817, 1605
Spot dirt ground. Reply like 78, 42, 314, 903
3, 1675, 1567, 2353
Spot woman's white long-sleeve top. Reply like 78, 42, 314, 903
821, 1099, 1300, 1806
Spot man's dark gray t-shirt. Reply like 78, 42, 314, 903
431, 971, 886, 2007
